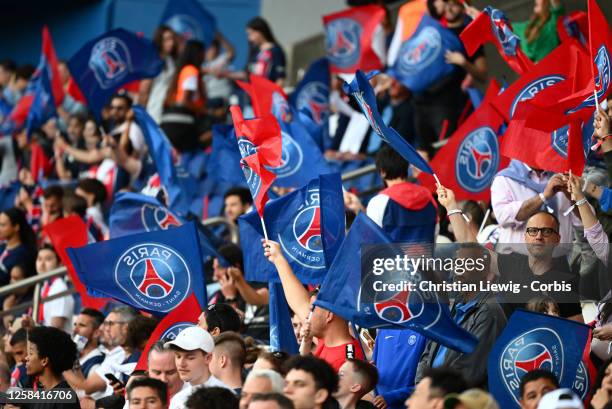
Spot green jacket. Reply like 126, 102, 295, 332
514, 4, 565, 62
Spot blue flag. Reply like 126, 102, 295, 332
160, 0, 217, 48
273, 115, 332, 188
25, 64, 57, 138
208, 124, 247, 187
343, 70, 432, 174
269, 282, 299, 354
488, 310, 590, 408
238, 173, 345, 284
209, 120, 331, 189
133, 105, 197, 217
388, 14, 463, 94
68, 29, 163, 118
290, 58, 330, 128
67, 222, 207, 315
109, 191, 224, 267
314, 212, 478, 354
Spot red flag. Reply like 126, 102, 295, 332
419, 81, 508, 201
230, 105, 282, 217
557, 11, 588, 46
323, 5, 386, 74
135, 293, 201, 371
30, 142, 53, 183
43, 216, 109, 310
67, 77, 87, 105
237, 74, 289, 120
520, 0, 612, 131
575, 327, 598, 405
41, 26, 64, 106
460, 7, 534, 75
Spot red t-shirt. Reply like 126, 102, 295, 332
314, 338, 365, 372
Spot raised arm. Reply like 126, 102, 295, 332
263, 239, 311, 320
436, 184, 476, 242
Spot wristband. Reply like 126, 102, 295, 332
538, 192, 547, 204
575, 198, 588, 207
447, 209, 470, 223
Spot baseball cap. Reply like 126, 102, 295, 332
444, 389, 499, 409
537, 389, 583, 409
164, 326, 215, 353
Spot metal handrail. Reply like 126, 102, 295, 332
203, 217, 239, 244
341, 164, 377, 182
0, 266, 68, 298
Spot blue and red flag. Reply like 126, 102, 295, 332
323, 4, 386, 74
25, 64, 57, 138
0, 26, 63, 136
490, 42, 590, 173
488, 310, 590, 409
387, 3, 463, 94
269, 282, 299, 354
289, 58, 331, 128
558, 11, 588, 47
419, 80, 508, 201
44, 216, 110, 311
67, 222, 206, 316
133, 105, 197, 217
344, 70, 432, 174
237, 74, 290, 122
160, 0, 217, 48
314, 212, 478, 354
520, 0, 612, 132
461, 7, 534, 75
238, 173, 345, 284
109, 191, 223, 267
230, 105, 282, 217
207, 124, 248, 187
68, 29, 163, 118
135, 293, 201, 371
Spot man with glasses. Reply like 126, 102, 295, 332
496, 211, 583, 321
65, 306, 138, 399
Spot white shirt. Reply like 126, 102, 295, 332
94, 346, 126, 397
42, 278, 74, 333
79, 347, 106, 400
168, 376, 233, 409
147, 57, 176, 124
113, 122, 145, 155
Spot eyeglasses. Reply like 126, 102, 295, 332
109, 105, 127, 111
525, 227, 559, 238
103, 321, 127, 327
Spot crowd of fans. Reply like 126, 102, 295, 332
0, 0, 611, 409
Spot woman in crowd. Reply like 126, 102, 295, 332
140, 25, 178, 124
245, 17, 286, 86
514, 0, 564, 62
0, 207, 37, 286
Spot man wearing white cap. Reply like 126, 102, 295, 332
166, 326, 232, 409
536, 389, 584, 409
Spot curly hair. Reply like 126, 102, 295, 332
28, 326, 77, 374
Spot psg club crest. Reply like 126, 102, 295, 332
237, 138, 262, 198
456, 127, 500, 193
114, 243, 191, 313
567, 45, 611, 114
268, 131, 304, 179
278, 188, 325, 269
499, 328, 564, 405
296, 82, 329, 124
325, 18, 362, 69
397, 27, 442, 76
488, 8, 519, 56
160, 323, 194, 341
89, 37, 133, 89
140, 204, 181, 231
165, 15, 203, 41
509, 75, 565, 117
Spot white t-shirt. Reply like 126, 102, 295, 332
42, 278, 74, 333
94, 346, 126, 397
147, 57, 176, 124
79, 347, 106, 400
168, 376, 233, 409
113, 122, 146, 155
